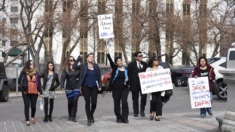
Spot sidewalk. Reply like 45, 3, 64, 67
9, 91, 65, 98
0, 111, 222, 132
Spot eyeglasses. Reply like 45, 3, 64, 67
70, 59, 75, 62
138, 55, 143, 57
154, 59, 158, 61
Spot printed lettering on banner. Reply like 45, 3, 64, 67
98, 14, 114, 39
188, 77, 211, 109
139, 69, 173, 94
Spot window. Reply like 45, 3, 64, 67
80, 28, 87, 38
10, 29, 18, 36
11, 6, 18, 12
2, 41, 6, 46
63, 0, 72, 12
10, 18, 18, 24
219, 62, 226, 68
80, 1, 88, 13
132, 2, 139, 15
98, 1, 105, 14
45, 0, 53, 12
10, 41, 18, 46
199, 4, 207, 17
229, 51, 235, 60
166, 3, 173, 15
80, 52, 87, 63
100, 67, 111, 74
115, 52, 122, 59
97, 52, 105, 64
183, 4, 190, 16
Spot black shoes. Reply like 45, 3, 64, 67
134, 114, 138, 117
141, 111, 145, 117
90, 117, 95, 123
71, 117, 77, 122
150, 115, 154, 120
116, 119, 122, 123
48, 116, 53, 122
155, 117, 160, 121
122, 119, 129, 123
43, 117, 48, 122
87, 119, 91, 126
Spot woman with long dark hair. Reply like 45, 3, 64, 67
40, 62, 60, 122
106, 49, 129, 123
61, 56, 82, 122
18, 60, 42, 126
147, 57, 164, 121
192, 56, 215, 118
73, 53, 102, 126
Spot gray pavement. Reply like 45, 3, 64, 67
0, 87, 227, 132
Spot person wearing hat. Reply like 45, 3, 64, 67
106, 49, 129, 123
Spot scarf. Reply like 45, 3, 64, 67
26, 68, 37, 76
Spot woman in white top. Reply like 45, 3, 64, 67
146, 57, 164, 121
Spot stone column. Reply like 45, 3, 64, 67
219, 69, 235, 132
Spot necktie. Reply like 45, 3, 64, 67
138, 63, 142, 70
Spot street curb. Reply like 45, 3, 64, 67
9, 91, 65, 98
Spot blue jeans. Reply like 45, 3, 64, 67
200, 92, 213, 116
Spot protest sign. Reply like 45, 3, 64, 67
139, 69, 173, 94
188, 77, 211, 109
98, 14, 114, 39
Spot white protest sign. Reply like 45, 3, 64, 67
139, 69, 173, 94
188, 77, 211, 109
98, 14, 114, 39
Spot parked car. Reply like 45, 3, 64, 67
0, 62, 9, 102
99, 66, 112, 91
158, 62, 182, 87
181, 67, 194, 86
188, 57, 227, 100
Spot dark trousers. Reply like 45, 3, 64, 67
22, 92, 38, 121
132, 87, 147, 115
67, 95, 79, 117
44, 98, 54, 118
82, 85, 98, 119
150, 92, 162, 116
112, 89, 129, 120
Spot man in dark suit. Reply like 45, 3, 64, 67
128, 51, 148, 117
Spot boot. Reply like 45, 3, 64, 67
48, 115, 53, 122
90, 116, 95, 123
71, 116, 77, 122
87, 119, 91, 126
43, 116, 48, 122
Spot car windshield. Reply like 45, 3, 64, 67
207, 58, 221, 64
100, 67, 111, 74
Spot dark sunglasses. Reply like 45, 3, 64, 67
138, 55, 143, 57
70, 59, 75, 62
154, 59, 158, 61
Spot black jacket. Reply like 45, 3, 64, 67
40, 72, 60, 91
73, 56, 102, 90
60, 65, 81, 90
107, 53, 128, 91
18, 71, 42, 95
128, 60, 147, 91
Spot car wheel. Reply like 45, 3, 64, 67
216, 82, 227, 100
175, 77, 182, 87
105, 80, 110, 91
0, 85, 9, 102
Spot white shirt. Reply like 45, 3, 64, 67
146, 66, 165, 100
136, 61, 143, 69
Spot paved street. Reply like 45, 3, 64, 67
0, 86, 227, 132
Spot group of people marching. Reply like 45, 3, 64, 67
18, 49, 215, 126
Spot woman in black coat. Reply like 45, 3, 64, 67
73, 53, 102, 126
40, 62, 60, 122
106, 49, 129, 123
61, 56, 82, 122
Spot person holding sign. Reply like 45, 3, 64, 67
74, 53, 102, 126
128, 51, 148, 117
192, 56, 215, 118
106, 49, 129, 123
61, 56, 82, 122
40, 62, 60, 122
146, 57, 165, 121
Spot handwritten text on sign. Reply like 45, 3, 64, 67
98, 14, 114, 39
188, 77, 211, 109
139, 69, 173, 94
